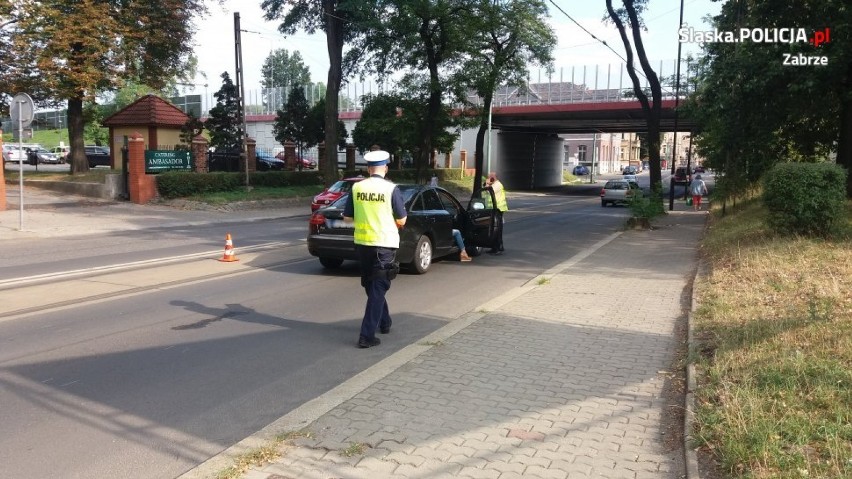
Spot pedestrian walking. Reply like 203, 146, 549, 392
343, 150, 408, 348
485, 172, 508, 255
689, 174, 709, 211
430, 174, 438, 187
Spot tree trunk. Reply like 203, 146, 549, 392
67, 97, 89, 174
473, 92, 493, 196
323, 0, 343, 187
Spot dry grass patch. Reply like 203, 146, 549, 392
692, 200, 852, 478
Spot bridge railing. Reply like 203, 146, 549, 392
194, 59, 696, 116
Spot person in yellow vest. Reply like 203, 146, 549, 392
485, 172, 508, 255
343, 150, 407, 348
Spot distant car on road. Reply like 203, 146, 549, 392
622, 165, 638, 175
572, 165, 589, 176
622, 174, 638, 183
601, 179, 642, 207
673, 167, 690, 185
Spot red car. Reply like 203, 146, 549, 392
275, 152, 317, 170
311, 177, 365, 211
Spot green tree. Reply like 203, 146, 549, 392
261, 49, 311, 89
307, 98, 348, 150
179, 112, 204, 150
454, 0, 555, 194
206, 72, 243, 153
1, 0, 205, 174
605, 0, 664, 196
353, 90, 461, 168
273, 84, 311, 169
263, 0, 373, 185
354, 0, 471, 182
687, 0, 852, 199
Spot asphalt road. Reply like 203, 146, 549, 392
0, 189, 638, 479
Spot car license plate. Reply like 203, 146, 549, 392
326, 219, 352, 229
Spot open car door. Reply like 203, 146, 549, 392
463, 187, 498, 248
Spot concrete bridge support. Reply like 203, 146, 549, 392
493, 131, 564, 189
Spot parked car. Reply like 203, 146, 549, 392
622, 165, 638, 175
255, 152, 286, 171
29, 147, 61, 164
85, 146, 111, 168
601, 179, 643, 207
694, 166, 705, 174
572, 165, 589, 176
307, 185, 498, 274
673, 167, 690, 185
51, 146, 70, 163
275, 152, 317, 170
311, 177, 365, 212
3, 144, 41, 163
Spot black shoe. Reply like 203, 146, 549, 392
487, 249, 503, 255
487, 249, 499, 255
357, 336, 381, 348
380, 326, 390, 334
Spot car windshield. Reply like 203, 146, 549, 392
328, 180, 357, 193
604, 181, 627, 189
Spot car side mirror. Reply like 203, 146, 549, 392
470, 201, 485, 210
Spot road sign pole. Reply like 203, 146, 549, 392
18, 101, 24, 231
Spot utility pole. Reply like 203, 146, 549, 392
668, 0, 685, 210
234, 12, 250, 189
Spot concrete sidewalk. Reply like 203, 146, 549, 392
184, 207, 707, 479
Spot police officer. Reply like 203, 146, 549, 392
343, 150, 407, 348
485, 172, 508, 255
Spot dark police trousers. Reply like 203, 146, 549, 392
357, 245, 398, 340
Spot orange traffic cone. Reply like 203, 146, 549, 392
218, 233, 240, 262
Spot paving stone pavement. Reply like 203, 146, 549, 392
231, 211, 707, 479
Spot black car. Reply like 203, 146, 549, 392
255, 152, 286, 171
622, 165, 638, 175
85, 146, 111, 168
307, 185, 498, 274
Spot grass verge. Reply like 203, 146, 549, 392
692, 199, 852, 478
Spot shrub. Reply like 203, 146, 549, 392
156, 171, 242, 198
628, 187, 666, 220
762, 162, 847, 237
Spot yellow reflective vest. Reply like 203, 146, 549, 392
492, 180, 508, 212
352, 177, 400, 248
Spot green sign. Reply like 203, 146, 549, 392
145, 150, 192, 172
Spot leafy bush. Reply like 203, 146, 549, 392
762, 162, 847, 236
156, 170, 325, 198
628, 187, 666, 220
386, 168, 466, 183
156, 172, 242, 199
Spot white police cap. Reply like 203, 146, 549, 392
364, 150, 390, 166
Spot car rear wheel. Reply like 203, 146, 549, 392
319, 257, 344, 269
466, 245, 482, 257
409, 235, 433, 274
